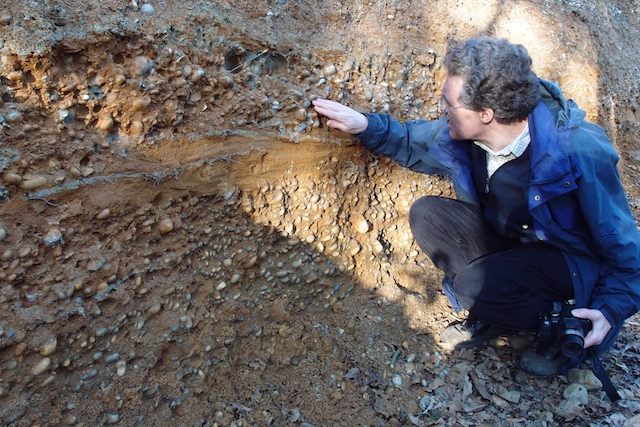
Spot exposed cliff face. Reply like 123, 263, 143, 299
1, 1, 639, 425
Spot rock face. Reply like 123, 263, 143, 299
0, 0, 639, 426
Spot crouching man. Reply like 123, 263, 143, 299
313, 37, 640, 385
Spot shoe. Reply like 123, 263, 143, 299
519, 345, 568, 376
439, 317, 507, 350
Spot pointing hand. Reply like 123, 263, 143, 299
312, 99, 368, 134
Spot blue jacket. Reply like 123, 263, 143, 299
357, 79, 640, 352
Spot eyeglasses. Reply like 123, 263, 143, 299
438, 96, 464, 115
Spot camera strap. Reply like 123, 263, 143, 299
587, 348, 621, 402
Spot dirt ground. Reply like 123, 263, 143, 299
1, 0, 640, 425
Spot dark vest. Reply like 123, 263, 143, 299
470, 144, 539, 243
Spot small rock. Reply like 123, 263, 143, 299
43, 228, 63, 246
87, 259, 105, 272
158, 218, 174, 234
132, 96, 151, 111
63, 414, 77, 425
106, 412, 120, 424
554, 397, 584, 421
392, 374, 403, 386
350, 214, 370, 234
5, 111, 22, 122
216, 281, 227, 291
0, 225, 6, 241
3, 172, 23, 185
132, 56, 154, 76
40, 336, 58, 356
32, 357, 51, 375
323, 64, 337, 76
116, 361, 127, 376
105, 353, 120, 364
96, 115, 114, 132
21, 175, 49, 190
6, 71, 22, 81
96, 208, 111, 220
0, 13, 11, 25
140, 3, 155, 16
567, 368, 602, 391
563, 383, 588, 405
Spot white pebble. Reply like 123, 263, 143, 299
140, 3, 155, 16
32, 357, 51, 375
43, 228, 63, 246
392, 374, 403, 386
216, 281, 227, 291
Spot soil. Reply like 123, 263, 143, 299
1, 1, 640, 426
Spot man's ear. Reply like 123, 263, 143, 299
479, 108, 494, 124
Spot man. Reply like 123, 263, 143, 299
313, 37, 640, 378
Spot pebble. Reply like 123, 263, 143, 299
350, 214, 370, 234
0, 225, 5, 241
132, 56, 154, 76
140, 3, 155, 16
392, 374, 403, 386
3, 172, 23, 184
21, 175, 49, 190
96, 115, 114, 132
567, 368, 602, 390
5, 111, 22, 122
158, 218, 174, 234
323, 64, 337, 76
0, 13, 11, 25
40, 336, 58, 356
563, 383, 588, 404
96, 208, 111, 219
216, 281, 227, 291
32, 357, 51, 375
43, 228, 63, 246
106, 412, 120, 424
132, 96, 151, 111
116, 361, 127, 376
6, 71, 22, 81
105, 353, 121, 364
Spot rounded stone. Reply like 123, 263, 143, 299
158, 218, 174, 234
3, 172, 22, 184
40, 337, 58, 356
43, 228, 63, 246
96, 208, 111, 220
96, 115, 114, 132
563, 383, 588, 405
140, 3, 155, 16
350, 214, 370, 234
32, 357, 51, 375
21, 176, 49, 190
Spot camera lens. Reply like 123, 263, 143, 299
560, 329, 585, 358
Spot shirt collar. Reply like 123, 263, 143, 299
473, 122, 530, 157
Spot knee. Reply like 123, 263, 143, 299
409, 196, 440, 229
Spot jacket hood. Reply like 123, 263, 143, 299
538, 79, 586, 130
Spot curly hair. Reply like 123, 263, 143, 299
444, 37, 540, 124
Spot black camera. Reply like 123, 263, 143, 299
539, 302, 592, 359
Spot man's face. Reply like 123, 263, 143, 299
441, 75, 485, 141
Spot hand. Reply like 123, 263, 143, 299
571, 308, 612, 348
312, 99, 368, 134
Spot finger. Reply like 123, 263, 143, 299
313, 105, 341, 120
571, 308, 595, 320
326, 120, 350, 132
583, 329, 602, 348
313, 99, 353, 114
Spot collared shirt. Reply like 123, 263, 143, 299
473, 123, 531, 178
